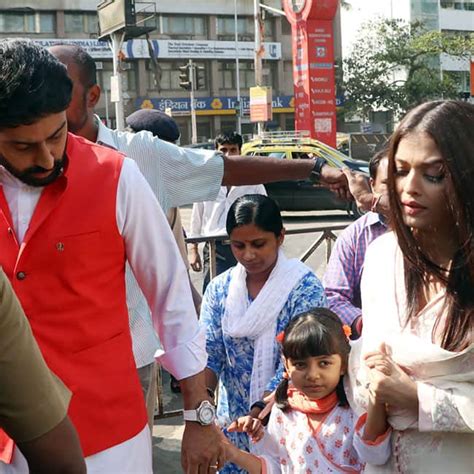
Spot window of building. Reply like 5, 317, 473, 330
64, 12, 98, 34
440, 1, 474, 10
161, 15, 206, 37
97, 61, 137, 94
0, 11, 55, 33
147, 61, 207, 91
219, 61, 256, 90
217, 16, 274, 41
444, 70, 471, 94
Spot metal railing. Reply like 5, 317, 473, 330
154, 221, 349, 419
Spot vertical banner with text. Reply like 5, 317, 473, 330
250, 86, 273, 123
283, 0, 338, 147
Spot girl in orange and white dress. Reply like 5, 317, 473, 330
221, 308, 392, 473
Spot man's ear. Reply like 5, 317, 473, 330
87, 84, 101, 108
278, 228, 286, 246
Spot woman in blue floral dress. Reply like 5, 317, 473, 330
200, 195, 327, 473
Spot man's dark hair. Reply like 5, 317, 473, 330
214, 131, 243, 150
0, 40, 72, 130
368, 144, 389, 180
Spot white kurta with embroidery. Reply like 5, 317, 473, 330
347, 232, 474, 474
258, 404, 391, 474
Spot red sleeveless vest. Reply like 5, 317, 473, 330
0, 134, 147, 456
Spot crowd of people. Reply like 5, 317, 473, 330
0, 38, 472, 474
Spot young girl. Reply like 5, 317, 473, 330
223, 309, 392, 473
200, 195, 327, 473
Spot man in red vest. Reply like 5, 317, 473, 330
0, 39, 222, 473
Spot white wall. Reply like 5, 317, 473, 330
440, 7, 474, 31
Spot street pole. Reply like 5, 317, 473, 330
110, 31, 125, 130
189, 59, 198, 144
234, 0, 242, 134
254, 0, 264, 135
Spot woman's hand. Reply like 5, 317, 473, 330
364, 343, 419, 412
227, 415, 264, 443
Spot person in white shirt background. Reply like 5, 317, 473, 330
189, 131, 267, 292
46, 43, 351, 472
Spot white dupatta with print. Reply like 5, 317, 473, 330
222, 250, 309, 408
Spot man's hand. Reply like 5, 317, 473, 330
181, 422, 225, 473
320, 165, 352, 201
342, 168, 373, 211
188, 247, 202, 272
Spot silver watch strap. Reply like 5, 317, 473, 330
183, 409, 198, 422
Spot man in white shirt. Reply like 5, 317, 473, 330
189, 131, 267, 292
0, 40, 220, 473
48, 41, 351, 401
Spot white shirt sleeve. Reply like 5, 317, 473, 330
189, 202, 204, 238
116, 158, 207, 379
114, 130, 224, 212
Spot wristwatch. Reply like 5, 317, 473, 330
310, 157, 327, 182
183, 400, 216, 426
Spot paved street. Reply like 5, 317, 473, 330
152, 207, 353, 473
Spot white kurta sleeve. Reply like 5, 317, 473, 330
189, 202, 204, 238
257, 409, 284, 474
116, 158, 207, 379
418, 381, 473, 433
352, 413, 392, 466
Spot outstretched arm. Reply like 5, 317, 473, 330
221, 155, 349, 196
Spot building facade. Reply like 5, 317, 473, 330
0, 0, 310, 143
341, 0, 473, 101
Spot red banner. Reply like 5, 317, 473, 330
471, 60, 474, 97
283, 0, 338, 147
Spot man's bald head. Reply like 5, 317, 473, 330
49, 44, 100, 138
50, 45, 97, 89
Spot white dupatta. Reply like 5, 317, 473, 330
222, 250, 309, 408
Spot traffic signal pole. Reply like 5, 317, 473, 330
188, 59, 198, 144
254, 0, 264, 136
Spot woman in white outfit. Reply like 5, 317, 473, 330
348, 100, 473, 473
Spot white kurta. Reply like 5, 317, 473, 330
258, 404, 391, 474
347, 232, 474, 474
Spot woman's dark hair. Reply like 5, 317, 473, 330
0, 40, 72, 130
275, 308, 351, 411
226, 194, 283, 237
386, 100, 474, 351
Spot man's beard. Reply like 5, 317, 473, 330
0, 155, 65, 187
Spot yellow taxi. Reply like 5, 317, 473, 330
241, 131, 368, 215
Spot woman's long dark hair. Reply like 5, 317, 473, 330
226, 194, 283, 237
275, 309, 350, 411
387, 100, 474, 351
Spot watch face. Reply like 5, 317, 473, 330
199, 403, 216, 425
291, 0, 305, 12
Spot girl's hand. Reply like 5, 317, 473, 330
364, 343, 418, 412
227, 416, 264, 443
